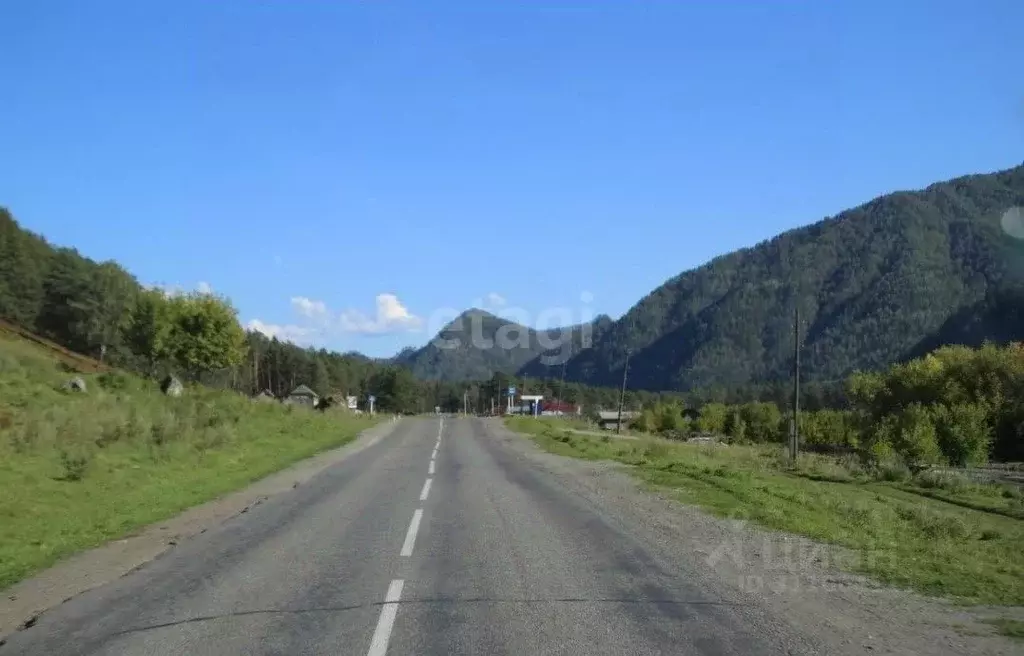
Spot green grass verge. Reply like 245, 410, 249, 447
506, 416, 1024, 605
0, 335, 380, 590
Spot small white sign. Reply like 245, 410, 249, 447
346, 396, 357, 410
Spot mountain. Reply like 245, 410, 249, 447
551, 163, 1024, 392
395, 309, 611, 382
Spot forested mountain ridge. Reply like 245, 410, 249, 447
0, 207, 409, 404
555, 163, 1024, 392
4, 162, 1023, 404
394, 308, 612, 381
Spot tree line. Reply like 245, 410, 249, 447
629, 342, 1024, 465
0, 208, 653, 414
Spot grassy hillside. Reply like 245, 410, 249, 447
0, 332, 378, 589
559, 163, 1024, 391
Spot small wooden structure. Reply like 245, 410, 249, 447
285, 384, 319, 408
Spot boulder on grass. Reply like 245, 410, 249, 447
62, 377, 87, 393
160, 375, 184, 397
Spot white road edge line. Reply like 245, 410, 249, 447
419, 478, 432, 501
400, 509, 423, 557
428, 460, 435, 475
367, 579, 404, 656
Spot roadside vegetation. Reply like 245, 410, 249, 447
507, 408, 1024, 605
0, 333, 378, 589
628, 342, 1024, 468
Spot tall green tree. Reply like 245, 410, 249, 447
167, 293, 248, 380
123, 289, 174, 376
311, 356, 332, 397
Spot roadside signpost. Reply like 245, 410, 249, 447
368, 394, 376, 415
507, 386, 516, 415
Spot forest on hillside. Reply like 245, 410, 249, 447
0, 208, 649, 414
5, 163, 1024, 422
545, 164, 1024, 392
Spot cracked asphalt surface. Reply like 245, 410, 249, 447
1, 417, 819, 655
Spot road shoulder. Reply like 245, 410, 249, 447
490, 418, 1024, 656
0, 418, 403, 642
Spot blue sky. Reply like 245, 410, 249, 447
2, 1, 1022, 357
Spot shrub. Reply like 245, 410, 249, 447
913, 470, 971, 493
870, 404, 945, 466
96, 371, 134, 391
931, 403, 992, 467
892, 404, 944, 465
696, 402, 728, 434
58, 449, 90, 481
724, 410, 747, 442
738, 402, 783, 442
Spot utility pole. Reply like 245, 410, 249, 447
616, 348, 631, 434
463, 389, 468, 416
557, 342, 571, 416
791, 306, 801, 463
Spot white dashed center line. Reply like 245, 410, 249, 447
400, 508, 423, 557
366, 418, 444, 654
366, 579, 404, 656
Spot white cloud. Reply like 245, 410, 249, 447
247, 292, 420, 346
247, 319, 313, 344
339, 293, 422, 335
291, 296, 328, 319
145, 281, 214, 297
146, 283, 185, 298
486, 292, 506, 308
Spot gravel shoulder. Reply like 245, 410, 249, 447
0, 418, 402, 641
489, 419, 1024, 656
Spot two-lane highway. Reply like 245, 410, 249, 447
2, 417, 815, 655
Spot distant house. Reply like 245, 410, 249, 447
285, 384, 319, 408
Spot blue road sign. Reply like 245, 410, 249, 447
507, 386, 516, 396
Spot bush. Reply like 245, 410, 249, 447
913, 469, 972, 493
724, 409, 747, 442
869, 404, 945, 466
96, 371, 135, 391
801, 409, 860, 448
738, 402, 783, 442
629, 410, 654, 433
696, 402, 728, 434
931, 403, 991, 466
893, 404, 945, 465
655, 403, 688, 434
58, 449, 90, 481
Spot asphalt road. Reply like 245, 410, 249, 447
2, 417, 810, 655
